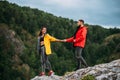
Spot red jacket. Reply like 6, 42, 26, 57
66, 26, 87, 48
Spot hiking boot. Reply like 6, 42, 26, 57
39, 72, 45, 76
48, 70, 54, 76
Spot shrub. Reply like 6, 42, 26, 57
81, 75, 95, 80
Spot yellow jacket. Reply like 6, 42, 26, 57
43, 33, 57, 55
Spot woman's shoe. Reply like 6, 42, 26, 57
39, 72, 45, 76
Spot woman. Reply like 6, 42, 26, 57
37, 26, 60, 76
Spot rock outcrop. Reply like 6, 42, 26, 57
0, 25, 30, 80
31, 59, 120, 80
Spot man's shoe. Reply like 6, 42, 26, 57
48, 70, 54, 76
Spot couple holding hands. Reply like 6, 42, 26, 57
37, 19, 88, 76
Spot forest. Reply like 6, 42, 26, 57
0, 1, 120, 80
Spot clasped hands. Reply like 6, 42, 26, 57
57, 39, 66, 42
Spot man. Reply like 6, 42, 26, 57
63, 19, 88, 70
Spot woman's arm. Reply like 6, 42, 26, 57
47, 34, 67, 42
47, 34, 58, 41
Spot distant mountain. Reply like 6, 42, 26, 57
104, 33, 120, 61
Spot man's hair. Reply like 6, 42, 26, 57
79, 19, 84, 24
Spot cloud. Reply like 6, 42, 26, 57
41, 0, 81, 9
8, 0, 120, 28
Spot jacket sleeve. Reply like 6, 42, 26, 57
47, 34, 57, 42
74, 27, 87, 42
66, 36, 74, 42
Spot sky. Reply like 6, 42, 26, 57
8, 0, 120, 28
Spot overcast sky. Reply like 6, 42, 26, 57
8, 0, 120, 28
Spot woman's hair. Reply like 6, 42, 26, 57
38, 26, 47, 36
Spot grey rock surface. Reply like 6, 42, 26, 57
31, 59, 120, 80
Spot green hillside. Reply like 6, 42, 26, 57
0, 1, 120, 80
